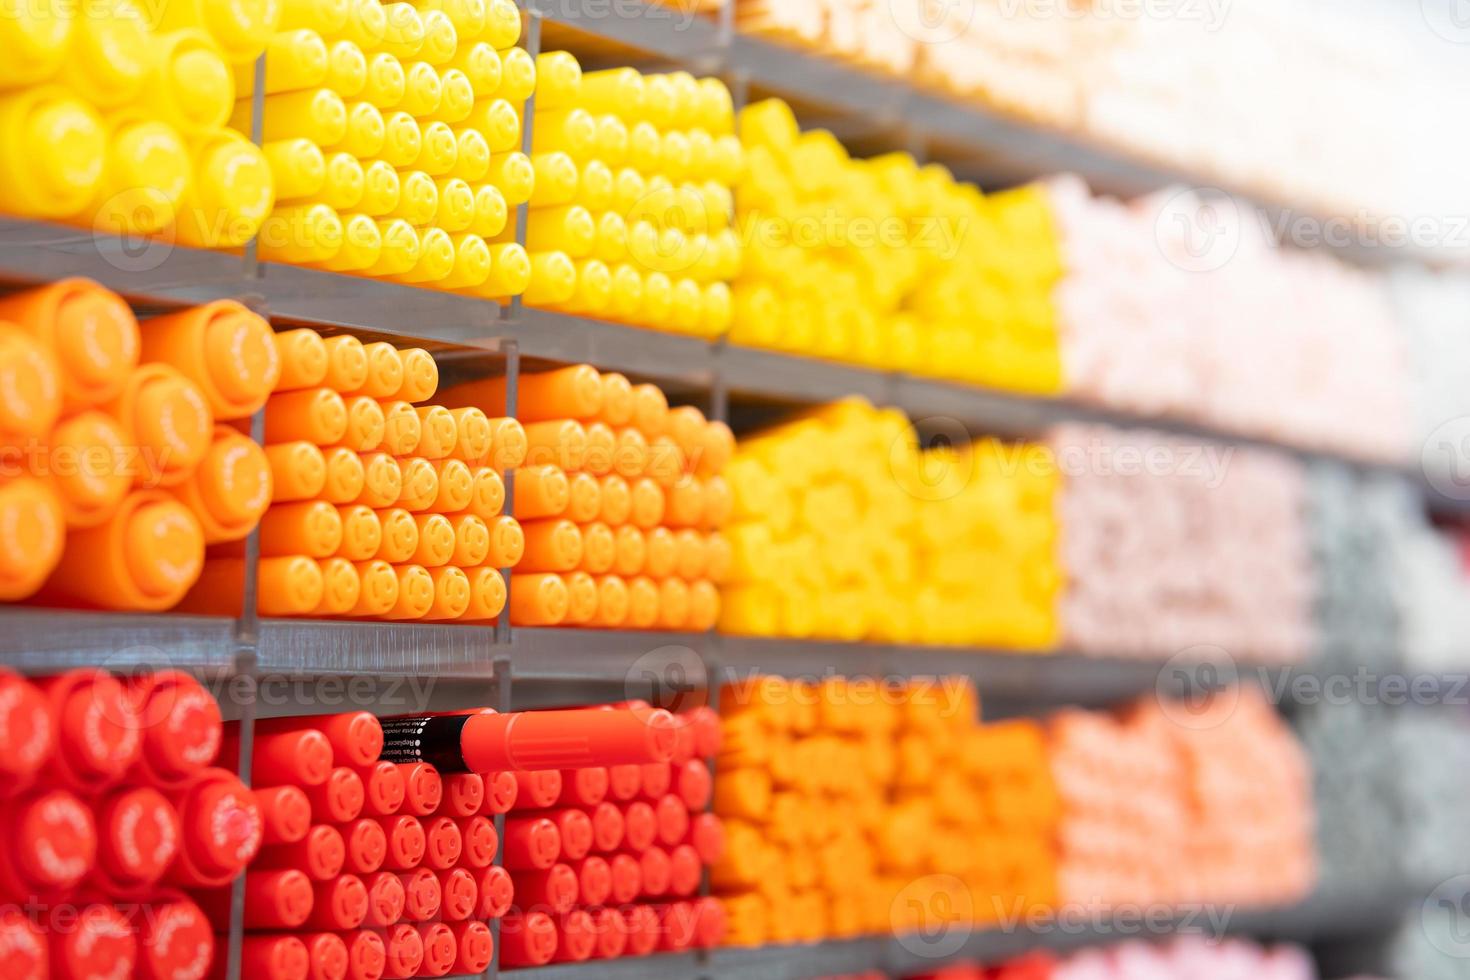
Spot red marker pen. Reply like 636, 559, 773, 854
639, 761, 671, 800
49, 905, 136, 980
655, 794, 689, 847
362, 871, 407, 927
639, 845, 671, 897
448, 921, 492, 975
93, 786, 179, 893
607, 853, 641, 905
686, 813, 725, 865
437, 867, 478, 921
358, 762, 406, 816
567, 855, 611, 907
590, 801, 625, 853
692, 896, 726, 949
343, 930, 386, 980
377, 707, 676, 772
443, 773, 483, 816
589, 906, 628, 960
127, 670, 222, 788
498, 912, 557, 967
558, 766, 608, 807
396, 763, 442, 816
229, 727, 333, 787
607, 764, 640, 801
375, 816, 426, 870
513, 770, 562, 810
166, 768, 263, 887
623, 904, 659, 957
381, 923, 423, 980
668, 843, 701, 897
134, 897, 212, 980
457, 816, 497, 868
475, 865, 514, 919
43, 670, 142, 791
656, 901, 698, 952
514, 808, 591, 862
481, 771, 518, 814
415, 923, 456, 978
257, 713, 384, 769
622, 801, 656, 852
255, 825, 347, 881
243, 869, 316, 929
307, 874, 369, 930
0, 672, 52, 796
398, 866, 442, 921
341, 819, 388, 875
513, 863, 578, 914
307, 767, 366, 823
422, 816, 462, 870
687, 706, 721, 758
0, 910, 44, 979
668, 714, 697, 766
241, 935, 309, 980
676, 759, 712, 811
296, 933, 349, 980
502, 816, 560, 870
256, 785, 313, 845
552, 910, 596, 964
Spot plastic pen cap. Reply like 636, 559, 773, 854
423, 815, 463, 869
398, 866, 441, 921
0, 672, 52, 792
134, 898, 212, 980
443, 773, 484, 817
142, 301, 281, 419
45, 670, 141, 790
559, 766, 608, 807
448, 921, 492, 976
438, 866, 478, 920
358, 761, 407, 817
0, 279, 137, 415
256, 785, 313, 845
237, 869, 316, 929
0, 788, 96, 896
547, 808, 593, 860
297, 934, 349, 980
175, 425, 272, 543
15, 409, 118, 526
608, 853, 641, 905
588, 906, 628, 961
381, 923, 424, 980
508, 571, 569, 626
50, 905, 136, 980
622, 800, 656, 852
552, 910, 596, 964
515, 863, 577, 914
166, 768, 263, 887
483, 771, 519, 814
362, 870, 405, 927
378, 815, 426, 870
498, 913, 556, 968
343, 819, 388, 875
639, 845, 671, 897
248, 728, 334, 787
501, 816, 560, 870
256, 824, 347, 881
571, 855, 612, 907
307, 874, 369, 930
589, 801, 624, 853
458, 815, 497, 868
377, 401, 421, 456
475, 864, 514, 920
512, 770, 562, 810
607, 763, 640, 801
668, 843, 701, 896
687, 812, 724, 865
343, 931, 386, 980
241, 935, 309, 980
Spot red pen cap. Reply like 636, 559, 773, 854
437, 867, 478, 921
94, 786, 180, 891
669, 714, 697, 765
45, 669, 142, 791
443, 773, 483, 816
607, 764, 640, 801
128, 670, 221, 788
448, 921, 492, 975
415, 923, 456, 978
307, 767, 366, 823
476, 864, 514, 919
0, 788, 95, 897
622, 800, 656, 852
242, 869, 316, 929
676, 759, 712, 811
498, 912, 557, 968
341, 819, 388, 875
513, 770, 562, 810
655, 794, 689, 846
513, 862, 578, 914
590, 801, 625, 853
639, 762, 672, 800
692, 896, 726, 948
256, 785, 313, 845
0, 910, 45, 980
396, 763, 442, 816
668, 843, 701, 896
376, 816, 425, 871
657, 901, 698, 952
0, 672, 53, 794
422, 816, 462, 870
639, 845, 671, 897
398, 866, 442, 921
257, 713, 384, 769
298, 933, 348, 980
50, 905, 136, 980
358, 762, 406, 816
343, 930, 386, 980
608, 853, 641, 905
623, 904, 659, 957
502, 816, 560, 870
535, 808, 592, 861
244, 728, 334, 787
448, 707, 677, 772
558, 766, 608, 807
307, 874, 369, 930
687, 706, 721, 757
381, 923, 423, 980
569, 855, 611, 907
552, 910, 595, 964
167, 768, 263, 887
482, 771, 518, 814
589, 906, 628, 960
241, 935, 309, 980
362, 870, 407, 927
256, 825, 347, 881
687, 812, 725, 864
457, 816, 497, 868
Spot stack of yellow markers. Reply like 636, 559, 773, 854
734, 99, 1063, 394
522, 58, 743, 336
719, 399, 1059, 648
238, 0, 535, 298
0, 0, 275, 245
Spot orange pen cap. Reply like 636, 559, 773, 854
449, 921, 493, 975
439, 866, 478, 920
337, 395, 387, 452
354, 451, 403, 508
416, 922, 457, 977
322, 446, 368, 503
578, 521, 615, 574
362, 869, 405, 925
698, 420, 734, 476
397, 456, 440, 511
171, 425, 273, 544
344, 930, 387, 980
378, 400, 422, 455
598, 372, 634, 426
374, 508, 419, 564
523, 419, 586, 471
384, 563, 434, 620
631, 382, 668, 435
598, 474, 631, 524
164, 768, 263, 887
565, 471, 601, 523
629, 477, 665, 529
261, 501, 343, 558
423, 815, 463, 869
45, 410, 131, 529
612, 427, 648, 479
266, 441, 327, 502
141, 301, 282, 420
701, 475, 731, 528
562, 570, 597, 624
509, 572, 569, 625
638, 845, 671, 897
447, 407, 492, 463
586, 574, 629, 627
443, 773, 484, 818
639, 761, 672, 800
666, 474, 704, 527
107, 362, 213, 487
447, 513, 490, 566
315, 556, 363, 614
306, 873, 370, 930
625, 576, 659, 629
666, 405, 706, 460
398, 865, 442, 921
581, 421, 616, 476
513, 769, 563, 810
612, 525, 646, 577
427, 458, 473, 512
520, 519, 583, 572
673, 528, 706, 579
0, 477, 60, 601
260, 555, 327, 616
475, 863, 514, 919
323, 335, 369, 392
241, 935, 309, 980
359, 761, 408, 817
516, 365, 603, 422
514, 862, 578, 914
646, 435, 685, 487
255, 824, 347, 881
414, 405, 458, 459
266, 387, 349, 446
342, 342, 406, 399
466, 466, 505, 519
489, 417, 528, 468
412, 512, 455, 566
668, 843, 701, 896
463, 566, 506, 620
0, 279, 139, 413
45, 489, 202, 611
487, 514, 524, 567
425, 565, 470, 619
93, 786, 179, 892
236, 869, 315, 929
394, 348, 439, 402
377, 815, 427, 871
512, 465, 570, 519
502, 816, 561, 871
273, 327, 329, 391
336, 505, 383, 561
686, 579, 719, 630
656, 577, 689, 629
644, 526, 676, 578
458, 814, 497, 867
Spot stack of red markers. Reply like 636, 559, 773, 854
499, 703, 727, 966
0, 668, 256, 980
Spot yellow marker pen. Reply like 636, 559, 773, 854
593, 114, 629, 166
475, 98, 521, 153
525, 205, 594, 257
173, 129, 273, 248
449, 42, 501, 97
317, 213, 383, 272
563, 259, 612, 316
366, 219, 421, 276
431, 68, 474, 124
89, 114, 190, 236
379, 3, 426, 58
389, 170, 439, 225
240, 29, 327, 97
579, 68, 644, 117
252, 88, 348, 145
486, 152, 532, 205
669, 278, 703, 333
531, 108, 595, 159
476, 243, 530, 297
0, 0, 71, 89
155, 0, 278, 66
641, 271, 673, 326
257, 203, 344, 265
451, 128, 491, 182
468, 183, 508, 237
325, 101, 386, 159
440, 233, 492, 290
66, 0, 153, 109
434, 177, 476, 232
149, 30, 233, 133
524, 251, 576, 306
413, 120, 459, 176
574, 159, 613, 212
395, 226, 455, 284
377, 111, 422, 167
359, 159, 402, 216
611, 167, 646, 215
326, 40, 369, 98
363, 52, 407, 107
529, 152, 577, 207
607, 264, 643, 322
496, 46, 535, 103
420, 9, 459, 65
303, 152, 365, 211
400, 61, 443, 117
592, 211, 628, 265
339, 0, 388, 51
483, 0, 522, 48
627, 120, 660, 173
278, 0, 350, 35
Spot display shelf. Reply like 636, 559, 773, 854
0, 608, 237, 673
503, 952, 702, 980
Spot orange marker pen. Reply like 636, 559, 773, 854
448, 514, 490, 566
593, 476, 629, 527
514, 862, 578, 914
612, 526, 645, 577
552, 910, 596, 964
353, 452, 403, 508
266, 388, 349, 446
509, 572, 570, 626
578, 522, 615, 574
44, 490, 202, 611
170, 424, 272, 543
341, 342, 406, 399
638, 844, 671, 897
562, 570, 597, 624
415, 405, 458, 459
164, 767, 263, 887
612, 427, 648, 479
449, 921, 493, 976
520, 519, 583, 572
336, 505, 383, 561
396, 457, 440, 511
255, 824, 347, 881
267, 442, 327, 502
585, 574, 628, 627
647, 435, 685, 487
565, 472, 602, 523
344, 930, 387, 980
337, 395, 387, 452
323, 335, 369, 393
377, 815, 427, 870
609, 853, 641, 905
306, 873, 369, 930
44, 411, 129, 530
439, 866, 478, 921
140, 301, 282, 420
632, 383, 668, 435
698, 421, 734, 476
475, 864, 514, 919
107, 363, 213, 487
260, 501, 343, 558
580, 421, 616, 476
0, 278, 140, 412
312, 556, 361, 615
424, 565, 470, 619
378, 400, 422, 456
423, 816, 463, 870
92, 786, 179, 893
523, 420, 586, 471
666, 474, 704, 528
256, 784, 313, 846
272, 329, 329, 392
463, 566, 507, 620
411, 513, 455, 567
443, 773, 483, 817
656, 577, 689, 629
502, 816, 560, 871
383, 564, 434, 620
350, 559, 400, 616
626, 576, 659, 629
134, 898, 212, 980
673, 528, 707, 579
486, 515, 524, 567
685, 579, 718, 630
665, 405, 706, 460
644, 526, 676, 578
416, 922, 457, 977
241, 935, 309, 979
513, 465, 570, 519
427, 458, 473, 512
513, 769, 563, 810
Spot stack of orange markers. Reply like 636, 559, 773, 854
0, 667, 258, 980
0, 278, 275, 612
439, 364, 732, 629
182, 330, 520, 621
218, 709, 508, 979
